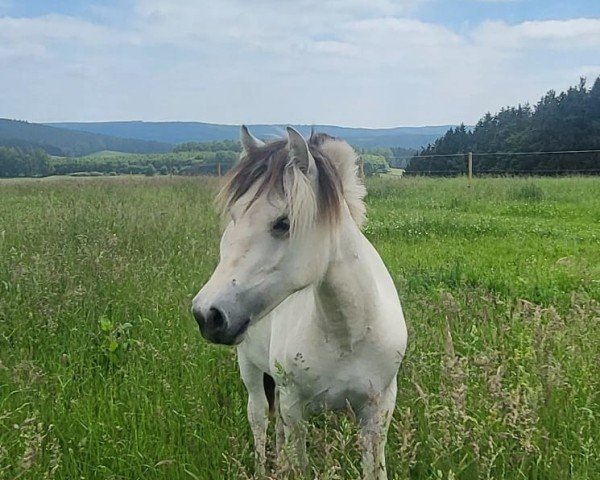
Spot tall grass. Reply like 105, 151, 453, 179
1, 176, 598, 479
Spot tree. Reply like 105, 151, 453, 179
143, 164, 157, 176
362, 154, 390, 176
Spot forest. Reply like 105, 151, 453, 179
0, 147, 53, 177
407, 77, 600, 175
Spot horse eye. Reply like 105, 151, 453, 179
272, 217, 290, 235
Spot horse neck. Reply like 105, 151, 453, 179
314, 205, 377, 351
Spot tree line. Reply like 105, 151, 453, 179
173, 140, 242, 153
0, 147, 53, 177
0, 139, 402, 178
407, 77, 600, 175
50, 150, 239, 177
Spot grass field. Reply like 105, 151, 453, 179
1, 176, 599, 479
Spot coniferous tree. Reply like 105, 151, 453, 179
407, 77, 600, 174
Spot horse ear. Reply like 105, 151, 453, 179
286, 126, 316, 177
240, 125, 264, 152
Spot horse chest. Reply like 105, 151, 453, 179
240, 287, 405, 413
272, 337, 394, 412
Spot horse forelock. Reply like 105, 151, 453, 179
218, 133, 366, 233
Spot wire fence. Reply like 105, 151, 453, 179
56, 149, 600, 179
390, 149, 600, 177
182, 149, 600, 178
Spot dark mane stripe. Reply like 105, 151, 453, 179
219, 133, 344, 226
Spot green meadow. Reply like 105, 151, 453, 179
0, 176, 598, 479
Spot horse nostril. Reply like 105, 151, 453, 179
193, 308, 205, 327
207, 307, 226, 330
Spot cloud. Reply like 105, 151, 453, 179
474, 18, 600, 50
0, 14, 135, 60
1, 2, 599, 126
130, 0, 431, 51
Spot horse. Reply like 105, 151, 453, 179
192, 126, 408, 479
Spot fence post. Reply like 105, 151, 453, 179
359, 156, 365, 178
217, 162, 221, 177
467, 151, 473, 187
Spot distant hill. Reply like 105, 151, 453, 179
47, 121, 452, 149
0, 119, 172, 157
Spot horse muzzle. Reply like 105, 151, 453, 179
192, 305, 250, 346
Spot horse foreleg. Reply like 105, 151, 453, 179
248, 394, 269, 475
358, 380, 397, 480
239, 360, 270, 476
274, 388, 285, 462
278, 393, 308, 475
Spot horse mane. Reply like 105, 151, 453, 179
218, 132, 366, 234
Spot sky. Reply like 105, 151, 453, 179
1, 0, 599, 127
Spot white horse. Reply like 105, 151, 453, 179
192, 126, 407, 479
